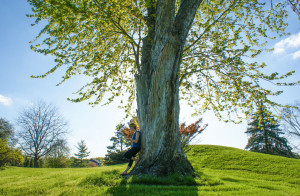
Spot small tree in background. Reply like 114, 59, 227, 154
73, 140, 90, 167
180, 118, 208, 152
104, 124, 131, 165
245, 104, 295, 158
107, 124, 131, 153
44, 139, 71, 168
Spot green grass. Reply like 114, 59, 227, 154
0, 145, 299, 195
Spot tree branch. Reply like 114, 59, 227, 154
184, 0, 237, 52
174, 0, 204, 43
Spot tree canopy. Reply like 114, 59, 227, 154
28, 0, 299, 122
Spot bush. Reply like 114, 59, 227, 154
44, 156, 71, 168
0, 139, 23, 167
104, 151, 128, 165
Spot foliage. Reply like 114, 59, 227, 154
281, 100, 300, 152
0, 139, 24, 167
107, 124, 131, 153
27, 0, 299, 121
245, 104, 295, 158
0, 145, 299, 195
73, 140, 90, 167
17, 100, 68, 167
104, 124, 131, 165
44, 156, 71, 168
180, 118, 207, 152
287, 0, 300, 18
104, 151, 128, 165
0, 118, 17, 146
46, 138, 70, 158
22, 156, 34, 167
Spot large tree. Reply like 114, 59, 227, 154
17, 101, 68, 168
28, 0, 298, 176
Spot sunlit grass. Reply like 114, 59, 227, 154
0, 145, 299, 195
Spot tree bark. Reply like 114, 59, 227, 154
34, 155, 38, 168
130, 0, 203, 177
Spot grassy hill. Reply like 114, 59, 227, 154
0, 145, 299, 195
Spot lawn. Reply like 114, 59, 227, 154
0, 145, 299, 195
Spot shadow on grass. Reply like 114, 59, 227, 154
80, 169, 222, 196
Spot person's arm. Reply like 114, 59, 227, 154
131, 132, 139, 143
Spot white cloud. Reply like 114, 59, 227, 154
293, 50, 300, 59
0, 95, 12, 106
274, 32, 300, 54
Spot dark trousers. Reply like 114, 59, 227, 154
124, 147, 141, 167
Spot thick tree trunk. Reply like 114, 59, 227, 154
132, 39, 194, 176
129, 0, 203, 177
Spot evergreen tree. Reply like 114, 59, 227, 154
74, 140, 90, 167
104, 124, 131, 165
245, 105, 295, 158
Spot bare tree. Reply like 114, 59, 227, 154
17, 101, 68, 167
281, 101, 300, 152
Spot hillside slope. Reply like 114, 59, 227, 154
186, 145, 299, 177
0, 145, 299, 195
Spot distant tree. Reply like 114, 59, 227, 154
0, 118, 17, 146
47, 139, 70, 158
44, 139, 71, 168
17, 101, 68, 168
245, 104, 295, 158
107, 124, 131, 153
104, 124, 131, 165
0, 139, 24, 167
74, 140, 90, 167
281, 101, 300, 152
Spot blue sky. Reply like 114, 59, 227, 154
0, 1, 299, 157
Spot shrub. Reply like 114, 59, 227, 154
0, 139, 23, 167
44, 156, 71, 168
104, 151, 128, 165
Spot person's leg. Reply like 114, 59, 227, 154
120, 148, 134, 175
120, 148, 140, 175
130, 147, 141, 166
